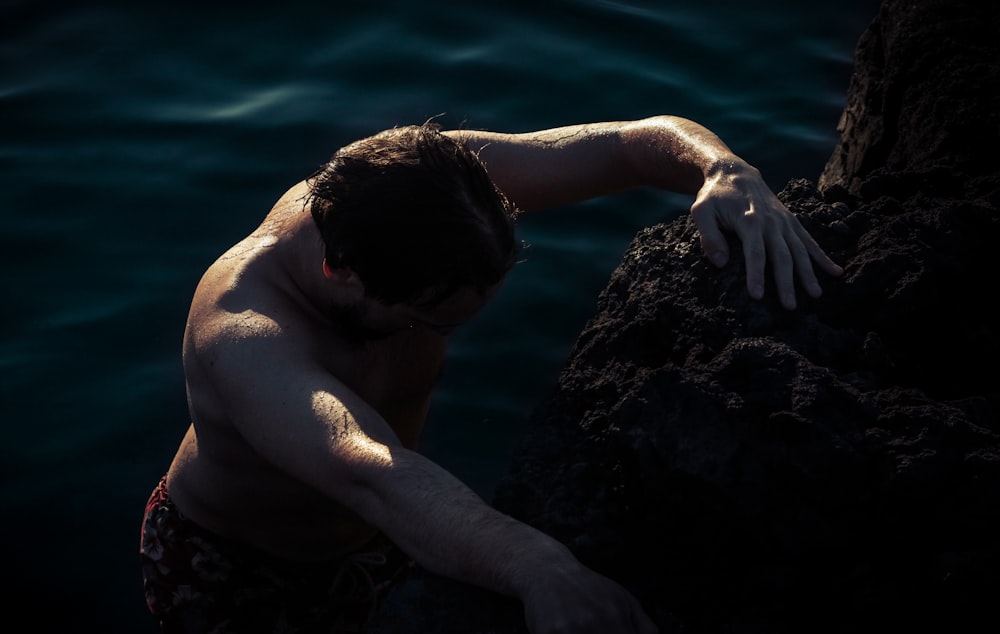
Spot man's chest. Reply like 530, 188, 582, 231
334, 330, 448, 414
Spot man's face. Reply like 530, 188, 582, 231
327, 283, 501, 344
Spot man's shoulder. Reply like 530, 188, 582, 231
186, 261, 298, 356
187, 270, 336, 369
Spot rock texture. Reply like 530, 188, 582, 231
370, 0, 1000, 631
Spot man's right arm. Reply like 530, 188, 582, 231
199, 315, 658, 634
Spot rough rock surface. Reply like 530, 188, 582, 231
370, 0, 1000, 631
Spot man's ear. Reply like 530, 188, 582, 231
322, 259, 365, 295
322, 258, 338, 280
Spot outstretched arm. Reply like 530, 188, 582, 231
203, 317, 658, 634
446, 115, 843, 310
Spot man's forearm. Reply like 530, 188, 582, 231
343, 444, 576, 598
619, 115, 746, 194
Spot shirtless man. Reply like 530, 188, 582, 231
140, 115, 843, 633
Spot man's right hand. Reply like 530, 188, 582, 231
520, 562, 659, 633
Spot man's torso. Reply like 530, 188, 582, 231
165, 182, 449, 562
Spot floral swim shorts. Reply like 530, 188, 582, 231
139, 477, 411, 633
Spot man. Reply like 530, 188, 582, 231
140, 115, 843, 633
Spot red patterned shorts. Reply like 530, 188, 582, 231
139, 477, 411, 633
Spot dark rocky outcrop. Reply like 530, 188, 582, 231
370, 0, 1000, 631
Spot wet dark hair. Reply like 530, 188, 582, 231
306, 122, 518, 307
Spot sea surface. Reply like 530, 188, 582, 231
1, 1, 875, 630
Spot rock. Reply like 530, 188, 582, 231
369, 0, 1000, 631
820, 0, 1000, 197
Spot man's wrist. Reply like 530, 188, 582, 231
705, 155, 755, 180
502, 534, 580, 598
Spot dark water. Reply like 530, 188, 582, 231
1, 1, 874, 629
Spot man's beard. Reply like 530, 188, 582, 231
325, 303, 401, 344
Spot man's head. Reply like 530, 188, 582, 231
306, 122, 518, 312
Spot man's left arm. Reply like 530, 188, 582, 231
446, 115, 843, 310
